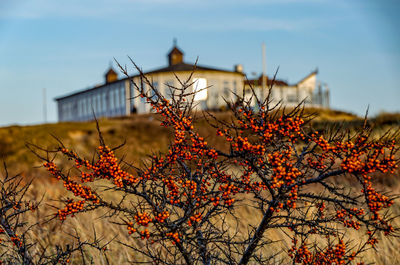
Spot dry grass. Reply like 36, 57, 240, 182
8, 175, 400, 264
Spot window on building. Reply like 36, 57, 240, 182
83, 98, 86, 115
65, 102, 70, 120
208, 79, 218, 107
102, 93, 107, 112
130, 83, 135, 110
69, 102, 72, 119
153, 81, 159, 90
93, 95, 97, 113
141, 81, 147, 100
114, 89, 118, 109
67, 102, 69, 119
193, 78, 207, 101
120, 86, 124, 107
109, 91, 114, 110
79, 98, 85, 117
81, 99, 85, 116
152, 81, 159, 100
223, 81, 230, 99
97, 94, 101, 113
72, 102, 77, 119
77, 99, 81, 117
86, 97, 90, 115
140, 79, 145, 91
287, 94, 298, 103
130, 84, 135, 100
165, 80, 173, 100
233, 80, 237, 96
93, 95, 98, 113
140, 83, 146, 111
87, 96, 91, 113
62, 104, 66, 120
114, 89, 118, 108
304, 96, 312, 104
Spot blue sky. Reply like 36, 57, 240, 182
0, 0, 399, 126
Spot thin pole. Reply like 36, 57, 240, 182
262, 42, 266, 98
43, 88, 47, 123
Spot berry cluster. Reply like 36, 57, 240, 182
154, 211, 170, 223
188, 213, 202, 226
291, 239, 353, 265
140, 229, 150, 240
166, 232, 180, 244
335, 209, 363, 230
57, 200, 84, 220
135, 212, 152, 227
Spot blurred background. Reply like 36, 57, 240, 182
0, 0, 399, 126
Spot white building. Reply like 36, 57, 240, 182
244, 70, 329, 109
55, 43, 329, 122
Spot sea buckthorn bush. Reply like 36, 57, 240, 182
38, 62, 399, 264
0, 163, 110, 265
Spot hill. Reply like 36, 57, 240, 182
0, 108, 399, 177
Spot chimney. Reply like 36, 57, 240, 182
234, 64, 243, 73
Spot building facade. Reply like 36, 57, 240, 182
55, 44, 329, 122
244, 70, 329, 109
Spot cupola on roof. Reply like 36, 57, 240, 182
168, 39, 184, 66
105, 67, 118, 84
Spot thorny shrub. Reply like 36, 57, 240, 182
0, 163, 108, 265
33, 61, 399, 264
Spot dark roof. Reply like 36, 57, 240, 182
55, 63, 243, 101
54, 79, 125, 101
145, 62, 243, 75
168, 46, 184, 56
105, 68, 118, 76
245, 75, 289, 87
